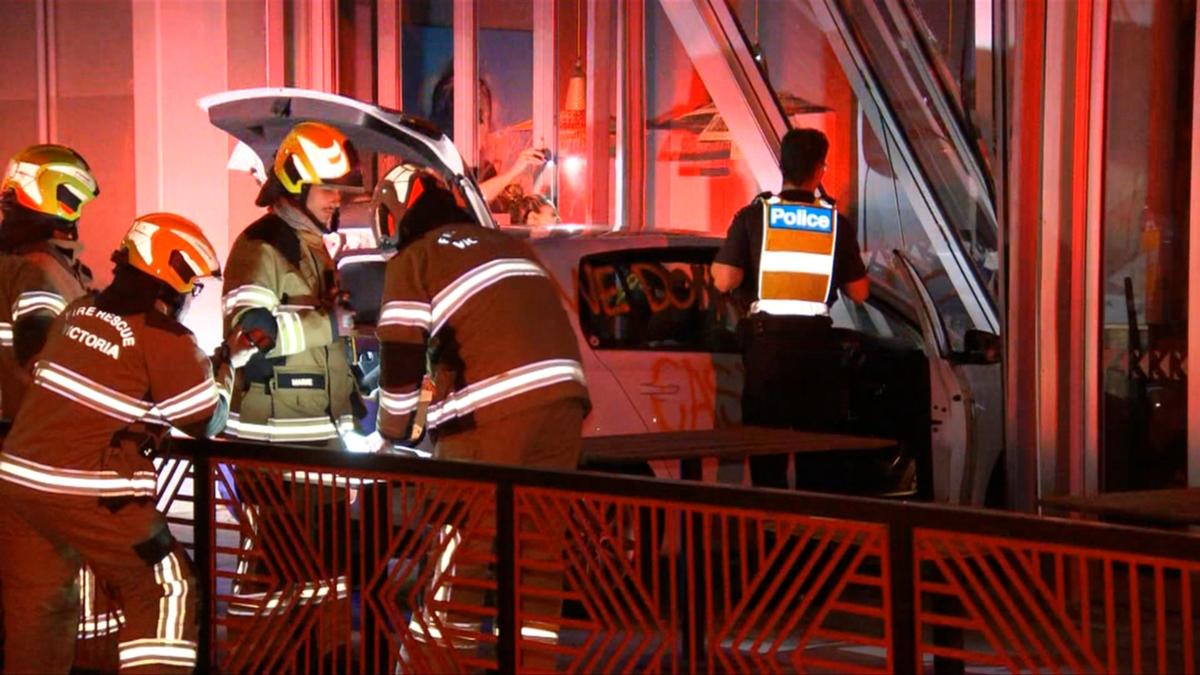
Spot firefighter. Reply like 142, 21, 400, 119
0, 212, 255, 674
0, 144, 98, 422
0, 143, 124, 667
712, 128, 870, 489
220, 121, 365, 664
372, 166, 590, 671
221, 120, 365, 446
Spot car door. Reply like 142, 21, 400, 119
892, 251, 1003, 505
200, 87, 494, 229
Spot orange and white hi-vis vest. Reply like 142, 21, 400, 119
754, 196, 838, 317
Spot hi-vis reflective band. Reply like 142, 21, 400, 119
378, 300, 432, 331
378, 258, 550, 336
222, 284, 278, 314
0, 321, 11, 347
12, 290, 67, 319
118, 553, 195, 669
379, 388, 420, 417
154, 552, 189, 642
79, 611, 125, 639
225, 412, 351, 443
426, 359, 585, 428
33, 360, 219, 426
77, 567, 126, 639
756, 198, 838, 317
274, 306, 307, 355
118, 639, 196, 670
431, 258, 549, 334
227, 576, 350, 617
223, 285, 312, 356
408, 526, 560, 645
156, 378, 221, 423
0, 452, 157, 497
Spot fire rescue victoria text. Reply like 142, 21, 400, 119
62, 305, 136, 359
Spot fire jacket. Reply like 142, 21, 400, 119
376, 222, 590, 441
0, 294, 232, 499
0, 241, 91, 420
222, 211, 357, 444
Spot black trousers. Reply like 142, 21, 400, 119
740, 314, 843, 489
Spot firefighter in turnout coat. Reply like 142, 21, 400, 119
220, 122, 366, 659
0, 144, 122, 666
221, 121, 365, 446
0, 213, 255, 674
372, 166, 590, 671
0, 144, 98, 421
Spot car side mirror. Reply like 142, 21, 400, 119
952, 329, 1002, 365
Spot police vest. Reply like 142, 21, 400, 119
754, 195, 838, 317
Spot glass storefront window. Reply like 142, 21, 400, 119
1100, 0, 1195, 491
836, 0, 999, 300
401, 3, 454, 139
643, 0, 760, 233
475, 1, 536, 222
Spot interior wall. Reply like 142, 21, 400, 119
0, 3, 40, 176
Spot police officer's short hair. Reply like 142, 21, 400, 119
780, 128, 829, 185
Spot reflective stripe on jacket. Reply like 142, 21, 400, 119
0, 298, 222, 494
222, 212, 357, 444
0, 243, 90, 419
376, 222, 590, 441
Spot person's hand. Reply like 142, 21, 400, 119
333, 302, 357, 336
513, 147, 548, 173
224, 329, 262, 369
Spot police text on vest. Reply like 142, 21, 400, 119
768, 204, 834, 232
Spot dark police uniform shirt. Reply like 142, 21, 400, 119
714, 189, 867, 311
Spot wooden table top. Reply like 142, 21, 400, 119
1041, 488, 1200, 526
582, 426, 899, 464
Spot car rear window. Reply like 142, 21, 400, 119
577, 246, 740, 353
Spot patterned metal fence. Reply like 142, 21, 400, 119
137, 438, 1200, 674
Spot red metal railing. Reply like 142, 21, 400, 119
88, 437, 1200, 673
915, 529, 1200, 673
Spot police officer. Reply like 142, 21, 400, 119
0, 213, 254, 674
372, 166, 590, 670
712, 128, 869, 489
221, 121, 364, 446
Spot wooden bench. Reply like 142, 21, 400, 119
581, 426, 902, 487
1041, 488, 1200, 527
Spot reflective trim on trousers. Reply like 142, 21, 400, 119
118, 638, 197, 670
77, 566, 126, 639
227, 576, 350, 616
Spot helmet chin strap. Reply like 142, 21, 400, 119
153, 293, 189, 321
